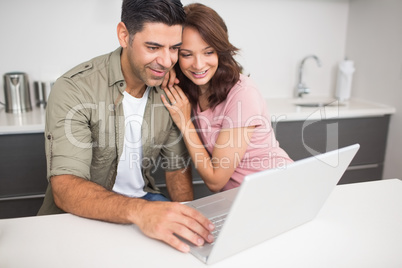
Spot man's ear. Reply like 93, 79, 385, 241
117, 22, 130, 48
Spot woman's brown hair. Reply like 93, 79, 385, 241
175, 3, 242, 110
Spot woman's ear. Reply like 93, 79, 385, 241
117, 22, 130, 48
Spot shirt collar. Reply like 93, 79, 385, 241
108, 47, 125, 90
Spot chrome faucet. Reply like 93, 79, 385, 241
295, 55, 322, 98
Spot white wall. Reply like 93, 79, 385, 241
182, 0, 349, 98
0, 0, 121, 94
345, 0, 402, 179
0, 0, 349, 103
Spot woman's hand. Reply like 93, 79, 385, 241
161, 68, 179, 90
161, 85, 192, 133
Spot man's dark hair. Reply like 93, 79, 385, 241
121, 0, 186, 43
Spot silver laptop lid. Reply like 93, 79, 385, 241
204, 144, 360, 264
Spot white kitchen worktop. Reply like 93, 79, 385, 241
0, 106, 46, 135
266, 97, 396, 122
0, 98, 396, 135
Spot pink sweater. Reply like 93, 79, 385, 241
193, 74, 293, 191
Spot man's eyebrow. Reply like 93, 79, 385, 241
179, 46, 213, 53
172, 42, 182, 48
145, 42, 163, 47
145, 42, 182, 48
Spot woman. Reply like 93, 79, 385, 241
161, 3, 292, 192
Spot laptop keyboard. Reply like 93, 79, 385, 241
210, 214, 228, 240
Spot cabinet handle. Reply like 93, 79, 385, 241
0, 194, 45, 202
156, 180, 205, 188
346, 164, 379, 171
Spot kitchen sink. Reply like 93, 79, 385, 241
292, 97, 341, 107
296, 102, 337, 107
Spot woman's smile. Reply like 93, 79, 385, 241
191, 69, 209, 78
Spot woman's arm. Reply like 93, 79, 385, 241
162, 85, 254, 192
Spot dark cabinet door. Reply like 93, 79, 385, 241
0, 197, 45, 219
0, 133, 47, 218
274, 115, 390, 183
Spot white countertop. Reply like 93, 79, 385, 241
0, 98, 396, 134
1, 179, 401, 267
0, 106, 46, 135
266, 97, 395, 122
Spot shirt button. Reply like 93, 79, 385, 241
120, 82, 124, 87
47, 135, 51, 140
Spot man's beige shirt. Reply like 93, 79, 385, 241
38, 47, 189, 215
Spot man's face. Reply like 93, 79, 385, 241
124, 22, 182, 88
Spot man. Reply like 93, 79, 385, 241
37, 0, 214, 253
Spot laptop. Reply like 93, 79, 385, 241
184, 144, 360, 264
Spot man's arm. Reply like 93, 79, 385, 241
51, 174, 214, 252
165, 166, 194, 202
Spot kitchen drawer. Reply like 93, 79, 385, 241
0, 196, 44, 219
0, 133, 48, 197
339, 164, 383, 184
274, 116, 390, 166
152, 115, 390, 190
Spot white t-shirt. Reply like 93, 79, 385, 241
113, 88, 150, 197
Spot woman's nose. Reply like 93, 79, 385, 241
192, 55, 204, 70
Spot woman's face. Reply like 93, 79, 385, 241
178, 27, 219, 91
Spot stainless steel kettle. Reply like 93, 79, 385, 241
3, 72, 32, 113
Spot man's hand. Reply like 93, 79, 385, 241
51, 175, 214, 253
134, 201, 215, 252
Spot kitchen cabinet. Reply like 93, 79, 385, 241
273, 115, 390, 184
155, 115, 391, 199
265, 98, 395, 185
0, 131, 214, 219
0, 133, 47, 219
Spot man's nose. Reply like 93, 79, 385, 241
156, 49, 174, 69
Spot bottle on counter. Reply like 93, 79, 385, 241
33, 81, 54, 108
335, 60, 355, 102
